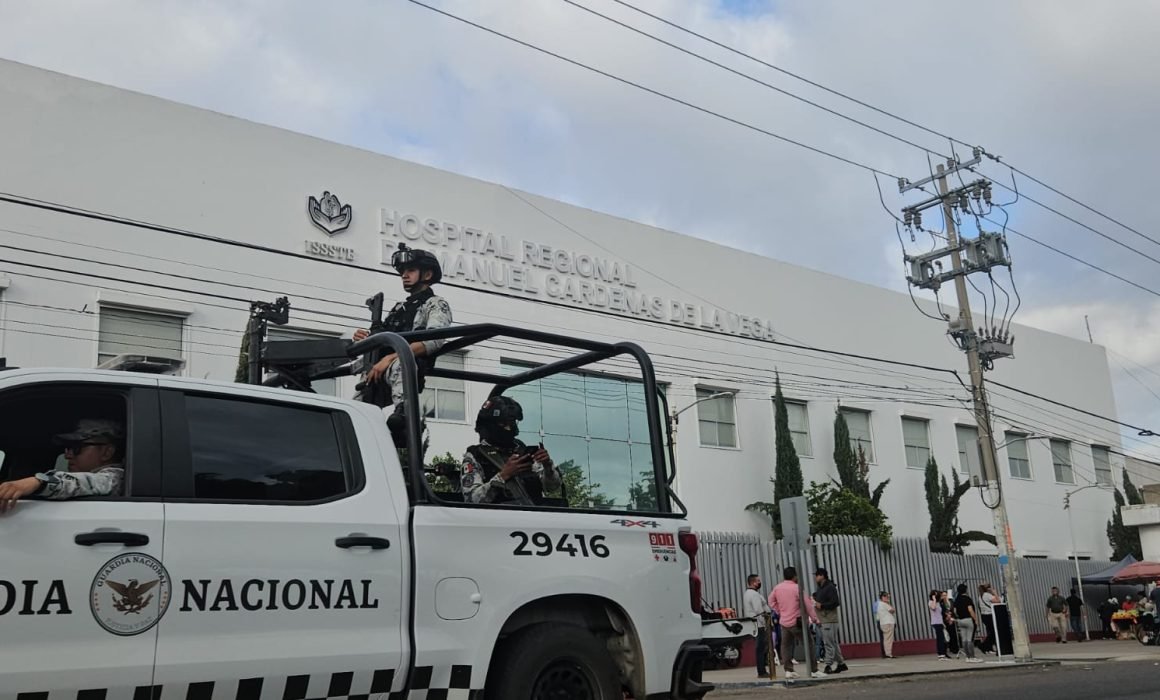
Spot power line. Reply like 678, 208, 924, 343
989, 378, 1158, 437
560, 0, 944, 157
610, 0, 1160, 252
0, 196, 968, 382
399, 0, 898, 178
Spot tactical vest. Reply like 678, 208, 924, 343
383, 287, 436, 376
467, 440, 545, 505
384, 287, 435, 333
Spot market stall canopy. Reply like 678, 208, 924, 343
1077, 554, 1137, 585
1110, 560, 1160, 584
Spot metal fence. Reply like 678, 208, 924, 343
700, 531, 1111, 645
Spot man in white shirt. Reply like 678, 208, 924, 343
743, 574, 773, 678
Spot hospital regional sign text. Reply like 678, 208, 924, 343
380, 208, 777, 341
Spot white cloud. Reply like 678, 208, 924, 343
4, 0, 1160, 448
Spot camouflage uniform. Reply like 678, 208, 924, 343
382, 290, 453, 407
460, 440, 562, 505
34, 463, 124, 499
36, 418, 125, 499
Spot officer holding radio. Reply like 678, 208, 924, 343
460, 396, 562, 505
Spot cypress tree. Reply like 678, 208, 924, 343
833, 410, 860, 491
771, 374, 804, 536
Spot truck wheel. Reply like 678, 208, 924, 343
488, 623, 622, 700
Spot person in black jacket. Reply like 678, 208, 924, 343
812, 568, 849, 674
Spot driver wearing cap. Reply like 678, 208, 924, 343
0, 418, 125, 513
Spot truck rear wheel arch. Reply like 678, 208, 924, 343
488, 595, 645, 697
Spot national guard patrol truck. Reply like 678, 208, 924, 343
0, 322, 750, 699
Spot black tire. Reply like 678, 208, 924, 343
487, 623, 622, 700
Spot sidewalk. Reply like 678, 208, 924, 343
705, 639, 1160, 689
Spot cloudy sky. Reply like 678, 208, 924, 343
5, 0, 1160, 459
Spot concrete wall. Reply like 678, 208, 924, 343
0, 59, 1123, 557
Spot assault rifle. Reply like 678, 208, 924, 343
354, 292, 392, 407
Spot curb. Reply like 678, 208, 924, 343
712, 660, 1062, 690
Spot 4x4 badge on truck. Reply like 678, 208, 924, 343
90, 553, 172, 636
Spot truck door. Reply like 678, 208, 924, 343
151, 386, 406, 697
0, 379, 164, 697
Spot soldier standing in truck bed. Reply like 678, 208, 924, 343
353, 243, 452, 445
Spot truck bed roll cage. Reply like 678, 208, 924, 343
331, 322, 677, 515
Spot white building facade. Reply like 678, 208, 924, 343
0, 59, 1125, 558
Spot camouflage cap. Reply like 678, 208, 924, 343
53, 418, 125, 444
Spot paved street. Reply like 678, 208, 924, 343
709, 659, 1160, 698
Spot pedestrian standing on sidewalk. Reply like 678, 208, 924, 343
743, 574, 773, 678
769, 567, 822, 679
812, 568, 849, 675
976, 583, 995, 654
1066, 588, 1085, 642
871, 595, 886, 657
940, 590, 961, 657
876, 591, 897, 658
953, 584, 982, 663
929, 590, 949, 659
1046, 586, 1069, 643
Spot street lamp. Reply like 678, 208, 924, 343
1064, 483, 1113, 641
668, 390, 737, 498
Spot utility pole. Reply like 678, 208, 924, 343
899, 154, 1032, 661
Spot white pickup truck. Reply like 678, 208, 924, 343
0, 323, 750, 700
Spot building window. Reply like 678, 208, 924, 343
955, 425, 979, 475
1092, 445, 1113, 486
1005, 432, 1032, 480
184, 394, 352, 502
784, 401, 812, 457
265, 326, 341, 396
840, 408, 874, 462
901, 417, 931, 469
698, 389, 738, 449
499, 361, 659, 509
1050, 439, 1075, 484
98, 307, 183, 365
422, 352, 467, 422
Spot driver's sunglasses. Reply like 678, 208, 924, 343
62, 441, 105, 454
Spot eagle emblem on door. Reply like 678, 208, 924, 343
106, 578, 160, 614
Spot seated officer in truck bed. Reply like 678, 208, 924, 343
460, 396, 562, 506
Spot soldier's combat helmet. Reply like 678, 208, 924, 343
391, 243, 442, 286
475, 395, 523, 447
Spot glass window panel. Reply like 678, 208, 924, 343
543, 434, 589, 506
98, 307, 183, 363
589, 439, 632, 509
185, 396, 347, 501
627, 382, 650, 443
585, 375, 629, 441
696, 390, 720, 422
1050, 439, 1074, 484
1092, 446, 1113, 486
717, 421, 737, 448
1005, 432, 1032, 479
436, 389, 466, 422
841, 410, 873, 462
785, 402, 812, 457
541, 373, 588, 437
425, 352, 465, 389
698, 419, 718, 446
956, 425, 979, 475
901, 418, 929, 469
